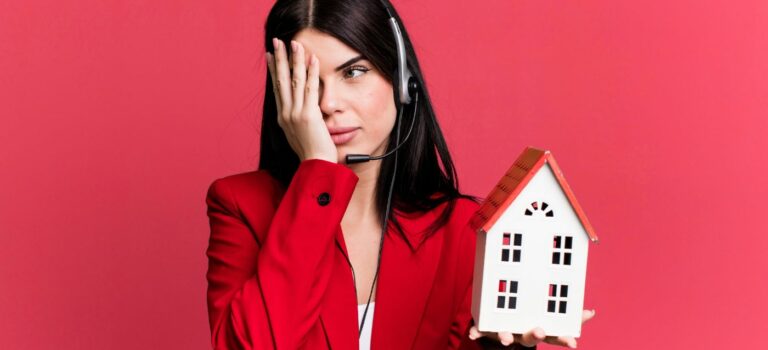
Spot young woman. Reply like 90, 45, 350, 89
204, 0, 594, 349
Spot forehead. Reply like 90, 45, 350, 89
292, 28, 363, 66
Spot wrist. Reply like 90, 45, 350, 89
303, 154, 337, 164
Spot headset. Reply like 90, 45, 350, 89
344, 1, 419, 165
342, 0, 421, 338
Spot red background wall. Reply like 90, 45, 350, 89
2, 0, 766, 349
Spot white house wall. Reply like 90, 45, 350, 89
471, 220, 488, 325
475, 163, 590, 337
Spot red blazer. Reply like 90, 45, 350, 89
205, 159, 527, 349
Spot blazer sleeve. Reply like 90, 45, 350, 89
448, 206, 535, 350
205, 159, 359, 350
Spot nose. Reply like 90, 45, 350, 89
318, 81, 342, 118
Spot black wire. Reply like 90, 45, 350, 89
368, 100, 417, 161
357, 90, 418, 337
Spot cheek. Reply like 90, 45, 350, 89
361, 83, 396, 134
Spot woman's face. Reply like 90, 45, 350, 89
292, 28, 396, 164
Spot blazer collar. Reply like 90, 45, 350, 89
389, 200, 450, 251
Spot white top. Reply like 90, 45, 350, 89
357, 302, 375, 350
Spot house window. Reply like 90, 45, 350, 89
551, 235, 573, 266
496, 279, 519, 310
501, 232, 522, 262
546, 283, 568, 314
524, 201, 554, 217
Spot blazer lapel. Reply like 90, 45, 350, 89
371, 208, 445, 349
320, 206, 448, 350
319, 227, 360, 350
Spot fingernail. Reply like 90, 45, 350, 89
291, 40, 297, 51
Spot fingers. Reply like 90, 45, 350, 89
273, 38, 293, 121
304, 53, 320, 113
265, 52, 282, 116
467, 326, 483, 340
582, 309, 596, 323
497, 331, 514, 346
516, 327, 546, 347
290, 40, 307, 117
467, 326, 504, 343
544, 336, 578, 349
267, 37, 335, 162
467, 322, 592, 349
540, 310, 595, 349
466, 325, 543, 347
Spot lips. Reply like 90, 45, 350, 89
328, 126, 359, 135
328, 126, 360, 145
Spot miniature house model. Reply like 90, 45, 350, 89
469, 146, 598, 337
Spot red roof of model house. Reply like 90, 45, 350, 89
469, 146, 599, 243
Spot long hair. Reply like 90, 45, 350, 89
259, 0, 479, 249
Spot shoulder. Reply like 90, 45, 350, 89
452, 196, 482, 223
205, 170, 287, 244
416, 195, 482, 247
436, 195, 482, 231
440, 196, 483, 251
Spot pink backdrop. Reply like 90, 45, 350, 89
2, 0, 767, 349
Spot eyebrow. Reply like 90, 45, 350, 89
334, 55, 365, 72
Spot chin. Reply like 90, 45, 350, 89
336, 150, 351, 164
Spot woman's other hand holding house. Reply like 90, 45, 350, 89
468, 309, 596, 348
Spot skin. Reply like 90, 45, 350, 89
265, 28, 596, 348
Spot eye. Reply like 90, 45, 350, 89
343, 65, 370, 80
